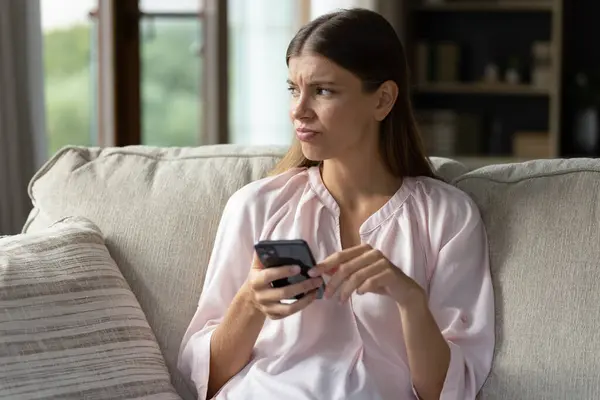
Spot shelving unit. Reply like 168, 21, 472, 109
414, 82, 553, 96
405, 0, 564, 167
413, 1, 554, 12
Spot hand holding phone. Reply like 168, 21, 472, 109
244, 255, 323, 320
254, 240, 325, 301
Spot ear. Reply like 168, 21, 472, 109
373, 80, 399, 122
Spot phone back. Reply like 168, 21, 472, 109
254, 239, 324, 300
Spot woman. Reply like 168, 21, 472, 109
179, 8, 494, 400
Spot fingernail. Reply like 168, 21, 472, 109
308, 269, 319, 277
292, 265, 301, 274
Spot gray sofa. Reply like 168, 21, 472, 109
20, 145, 600, 399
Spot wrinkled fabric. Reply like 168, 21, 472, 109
179, 166, 494, 400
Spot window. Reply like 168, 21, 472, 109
310, 0, 375, 19
40, 0, 375, 151
41, 0, 97, 156
139, 1, 203, 146
228, 0, 302, 146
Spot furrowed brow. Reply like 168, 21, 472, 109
309, 80, 337, 86
286, 78, 337, 86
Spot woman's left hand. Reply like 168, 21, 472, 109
308, 243, 424, 307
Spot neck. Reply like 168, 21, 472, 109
320, 152, 402, 211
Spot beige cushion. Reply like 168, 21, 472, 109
454, 159, 600, 400
23, 144, 466, 399
0, 216, 180, 400
431, 155, 469, 180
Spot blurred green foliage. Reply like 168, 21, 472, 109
43, 19, 202, 156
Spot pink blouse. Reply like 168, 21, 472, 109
178, 166, 495, 400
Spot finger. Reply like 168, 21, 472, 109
252, 252, 264, 269
355, 268, 392, 296
309, 244, 371, 277
325, 249, 383, 298
251, 265, 301, 290
258, 277, 324, 303
264, 290, 318, 319
337, 259, 388, 302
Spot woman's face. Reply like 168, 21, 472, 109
287, 53, 383, 163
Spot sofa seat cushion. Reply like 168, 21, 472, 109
0, 217, 180, 400
23, 144, 467, 399
453, 159, 600, 400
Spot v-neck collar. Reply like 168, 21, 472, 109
306, 166, 412, 236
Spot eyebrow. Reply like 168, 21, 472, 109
286, 79, 338, 86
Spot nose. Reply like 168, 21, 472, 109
291, 93, 313, 120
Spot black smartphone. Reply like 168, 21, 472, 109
254, 239, 325, 300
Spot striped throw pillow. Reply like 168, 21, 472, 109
0, 217, 182, 400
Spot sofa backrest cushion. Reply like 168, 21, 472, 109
454, 159, 600, 400
24, 144, 466, 399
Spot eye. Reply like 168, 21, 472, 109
316, 87, 333, 96
287, 86, 300, 97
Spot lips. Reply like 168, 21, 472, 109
295, 128, 320, 142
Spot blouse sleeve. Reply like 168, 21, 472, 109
177, 188, 258, 399
427, 196, 495, 399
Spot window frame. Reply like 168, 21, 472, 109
94, 0, 313, 147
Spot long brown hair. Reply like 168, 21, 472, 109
270, 8, 435, 179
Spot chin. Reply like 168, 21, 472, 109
299, 143, 330, 162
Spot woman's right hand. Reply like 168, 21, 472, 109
244, 253, 323, 320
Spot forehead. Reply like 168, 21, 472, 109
288, 53, 353, 83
